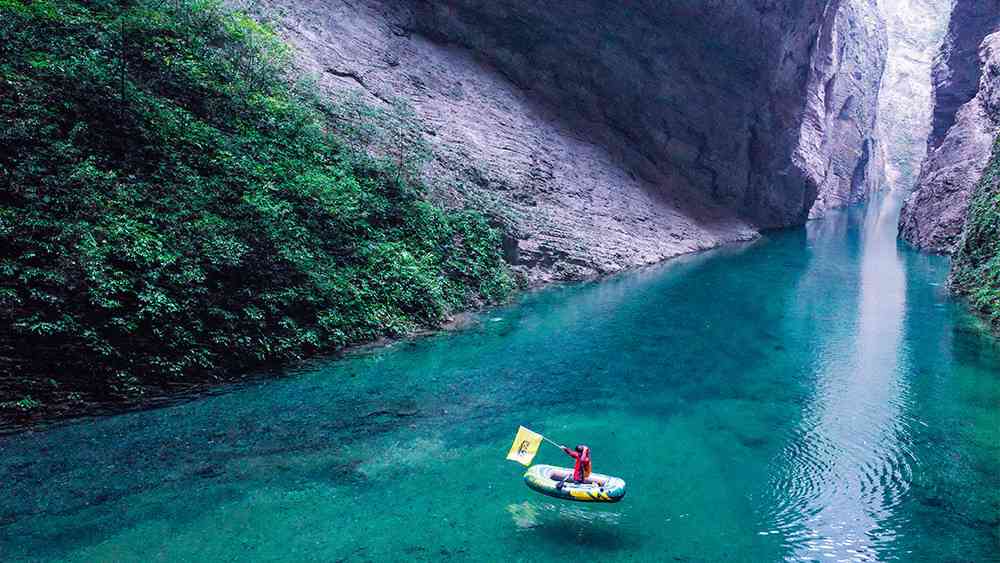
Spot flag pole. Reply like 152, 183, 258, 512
541, 435, 566, 450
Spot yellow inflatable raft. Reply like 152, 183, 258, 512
523, 464, 626, 503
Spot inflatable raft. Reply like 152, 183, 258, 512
523, 464, 626, 503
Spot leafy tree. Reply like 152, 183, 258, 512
0, 0, 514, 415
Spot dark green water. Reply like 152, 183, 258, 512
2, 193, 999, 562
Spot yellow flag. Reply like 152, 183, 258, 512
506, 426, 543, 466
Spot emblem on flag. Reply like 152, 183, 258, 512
506, 426, 543, 466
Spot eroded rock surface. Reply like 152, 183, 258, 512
875, 0, 953, 190
805, 0, 888, 218
252, 0, 886, 283
899, 1, 1000, 254
927, 1, 1000, 150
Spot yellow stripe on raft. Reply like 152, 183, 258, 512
523, 464, 626, 503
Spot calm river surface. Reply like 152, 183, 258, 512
2, 192, 998, 562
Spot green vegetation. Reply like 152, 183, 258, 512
951, 135, 1000, 330
0, 0, 514, 411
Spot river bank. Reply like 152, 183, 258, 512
0, 229, 763, 434
0, 307, 483, 434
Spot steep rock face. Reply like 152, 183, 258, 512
899, 4, 1000, 253
874, 0, 953, 191
806, 0, 889, 217
252, 0, 886, 282
413, 0, 886, 223
928, 1, 1000, 150
250, 0, 753, 284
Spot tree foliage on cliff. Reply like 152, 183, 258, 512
952, 135, 1000, 330
0, 0, 513, 409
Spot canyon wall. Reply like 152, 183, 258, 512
928, 1, 1000, 150
899, 1, 1000, 253
806, 0, 889, 217
874, 0, 953, 191
252, 0, 886, 283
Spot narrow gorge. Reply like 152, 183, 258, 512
252, 0, 1000, 327
1, 0, 997, 429
1, 1, 999, 561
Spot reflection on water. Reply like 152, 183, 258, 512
765, 190, 917, 560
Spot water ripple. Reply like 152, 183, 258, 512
760, 191, 918, 560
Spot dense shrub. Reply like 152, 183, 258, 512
951, 135, 1000, 330
0, 0, 514, 408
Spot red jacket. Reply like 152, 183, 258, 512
564, 446, 592, 481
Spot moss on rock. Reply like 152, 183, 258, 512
951, 135, 1000, 330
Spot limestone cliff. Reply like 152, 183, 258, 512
874, 0, 953, 191
928, 1, 1000, 150
252, 0, 886, 283
899, 1, 1000, 254
806, 0, 889, 217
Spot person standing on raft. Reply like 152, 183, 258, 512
556, 444, 591, 489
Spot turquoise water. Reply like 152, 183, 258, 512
2, 193, 999, 562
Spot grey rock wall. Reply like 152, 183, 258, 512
899, 1, 1000, 254
927, 0, 1000, 150
874, 0, 953, 191
805, 0, 889, 217
413, 0, 886, 224
251, 0, 887, 283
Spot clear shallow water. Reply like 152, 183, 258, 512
2, 193, 999, 562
